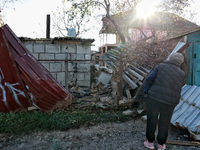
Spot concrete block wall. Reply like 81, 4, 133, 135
65, 43, 91, 91
22, 39, 93, 91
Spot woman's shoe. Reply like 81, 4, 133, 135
157, 143, 166, 150
144, 140, 154, 149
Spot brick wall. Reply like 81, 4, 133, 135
22, 38, 94, 91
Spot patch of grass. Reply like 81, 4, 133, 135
0, 110, 134, 134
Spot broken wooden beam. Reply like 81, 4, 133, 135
166, 140, 200, 147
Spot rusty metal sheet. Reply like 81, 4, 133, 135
0, 27, 30, 112
0, 24, 72, 112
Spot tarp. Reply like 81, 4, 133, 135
0, 24, 72, 112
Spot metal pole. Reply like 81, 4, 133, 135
46, 14, 50, 39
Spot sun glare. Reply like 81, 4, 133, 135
136, 0, 159, 18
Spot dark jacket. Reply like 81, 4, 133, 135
143, 60, 186, 106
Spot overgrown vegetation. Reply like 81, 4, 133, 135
0, 110, 135, 135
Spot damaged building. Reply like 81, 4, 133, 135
98, 11, 200, 140
0, 24, 94, 112
20, 36, 94, 92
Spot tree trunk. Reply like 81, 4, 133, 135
106, 15, 126, 44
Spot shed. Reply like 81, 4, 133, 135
20, 36, 95, 92
168, 28, 200, 85
167, 28, 200, 140
185, 29, 200, 86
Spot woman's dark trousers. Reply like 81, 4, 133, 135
146, 97, 175, 145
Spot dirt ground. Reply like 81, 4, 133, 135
0, 117, 199, 150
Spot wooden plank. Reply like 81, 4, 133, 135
166, 140, 200, 146
130, 64, 147, 76
123, 74, 138, 89
126, 89, 132, 99
125, 67, 144, 81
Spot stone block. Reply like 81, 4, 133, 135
84, 72, 91, 80
55, 54, 66, 60
57, 72, 65, 86
76, 54, 85, 60
86, 45, 91, 53
77, 45, 86, 54
24, 43, 33, 53
62, 44, 77, 53
46, 44, 60, 53
41, 62, 50, 70
39, 54, 54, 60
68, 62, 77, 72
77, 72, 85, 80
51, 72, 57, 79
32, 53, 39, 59
68, 53, 77, 60
77, 63, 90, 72
85, 54, 91, 60
61, 62, 65, 71
77, 44, 91, 54
50, 63, 62, 72
68, 72, 76, 80
34, 43, 45, 53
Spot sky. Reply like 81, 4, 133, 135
2, 0, 105, 51
1, 0, 200, 51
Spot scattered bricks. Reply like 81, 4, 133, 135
126, 89, 132, 99
77, 80, 90, 87
50, 63, 62, 72
100, 97, 107, 102
46, 44, 61, 53
106, 99, 114, 104
34, 43, 45, 53
123, 110, 133, 116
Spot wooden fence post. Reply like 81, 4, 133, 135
117, 54, 123, 105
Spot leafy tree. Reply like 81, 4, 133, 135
0, 0, 17, 23
0, 0, 17, 12
52, 1, 92, 37
54, 0, 194, 43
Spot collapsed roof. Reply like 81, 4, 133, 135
100, 12, 199, 38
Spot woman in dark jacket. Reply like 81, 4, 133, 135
143, 52, 186, 150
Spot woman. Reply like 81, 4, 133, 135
143, 52, 186, 150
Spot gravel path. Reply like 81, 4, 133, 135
0, 118, 199, 150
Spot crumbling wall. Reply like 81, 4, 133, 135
21, 39, 92, 91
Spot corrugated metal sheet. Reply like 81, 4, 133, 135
0, 24, 73, 112
0, 26, 30, 112
171, 85, 200, 135
101, 49, 150, 90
